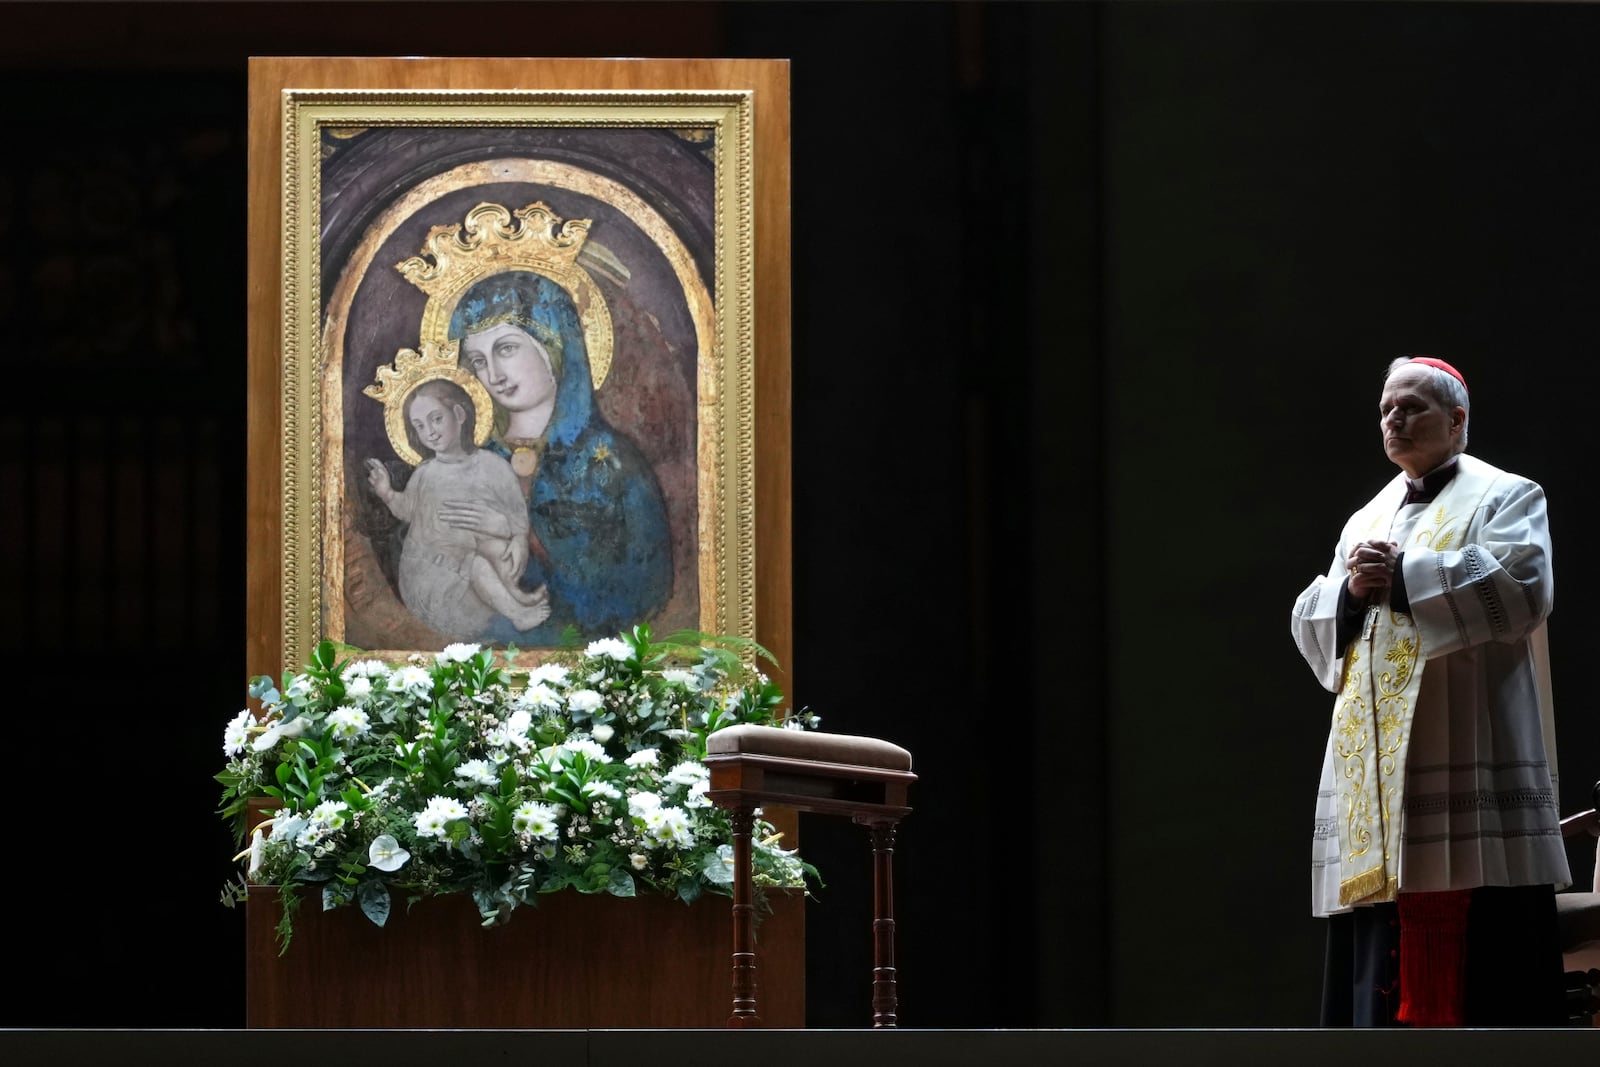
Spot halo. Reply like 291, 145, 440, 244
365, 342, 497, 467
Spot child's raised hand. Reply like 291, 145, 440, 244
365, 458, 391, 494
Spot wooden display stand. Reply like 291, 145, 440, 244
244, 55, 798, 1031
246, 887, 803, 1028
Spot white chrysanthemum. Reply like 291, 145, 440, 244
664, 760, 709, 786
585, 637, 632, 661
309, 800, 348, 828
561, 738, 611, 763
567, 689, 603, 715
629, 852, 649, 870
414, 795, 469, 839
581, 779, 622, 800
223, 708, 253, 757
438, 642, 481, 663
624, 748, 660, 768
368, 834, 411, 872
390, 665, 433, 696
487, 708, 535, 752
628, 791, 663, 819
590, 724, 614, 743
343, 676, 373, 701
327, 705, 371, 741
342, 659, 389, 681
454, 758, 500, 788
295, 801, 348, 848
526, 662, 569, 687
512, 800, 561, 840
659, 669, 697, 687
516, 682, 563, 711
642, 806, 696, 848
683, 779, 713, 810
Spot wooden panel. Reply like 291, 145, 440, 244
246, 887, 803, 1028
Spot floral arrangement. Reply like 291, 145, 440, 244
217, 625, 821, 953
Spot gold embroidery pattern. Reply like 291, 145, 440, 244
1334, 646, 1372, 861
1412, 504, 1459, 550
1332, 610, 1425, 906
1375, 633, 1416, 828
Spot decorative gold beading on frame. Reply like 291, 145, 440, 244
396, 201, 615, 389
363, 342, 496, 467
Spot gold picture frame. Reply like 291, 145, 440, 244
247, 59, 792, 678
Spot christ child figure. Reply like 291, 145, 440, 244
365, 379, 550, 638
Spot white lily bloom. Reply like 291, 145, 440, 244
247, 828, 266, 876
368, 834, 411, 872
251, 713, 315, 753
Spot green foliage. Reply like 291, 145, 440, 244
216, 628, 822, 953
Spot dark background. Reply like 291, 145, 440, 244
1, 0, 1597, 1031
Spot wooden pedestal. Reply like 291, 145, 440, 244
246, 887, 803, 1028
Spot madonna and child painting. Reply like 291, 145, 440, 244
317, 123, 724, 657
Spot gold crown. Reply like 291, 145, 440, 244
397, 201, 591, 304
362, 342, 495, 467
396, 201, 614, 389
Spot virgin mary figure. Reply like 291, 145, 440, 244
447, 270, 673, 645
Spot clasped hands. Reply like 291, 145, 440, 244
1347, 538, 1399, 598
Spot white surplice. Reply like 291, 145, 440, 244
1291, 453, 1570, 917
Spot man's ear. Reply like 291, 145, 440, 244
1451, 406, 1466, 434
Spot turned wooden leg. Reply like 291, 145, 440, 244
728, 807, 762, 1028
868, 821, 899, 1028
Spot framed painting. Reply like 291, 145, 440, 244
246, 59, 791, 676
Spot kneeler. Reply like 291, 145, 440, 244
704, 725, 915, 1028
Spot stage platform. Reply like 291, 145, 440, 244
2, 1027, 1596, 1066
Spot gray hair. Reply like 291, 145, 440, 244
1385, 355, 1470, 453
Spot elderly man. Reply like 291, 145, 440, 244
1290, 355, 1570, 1027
